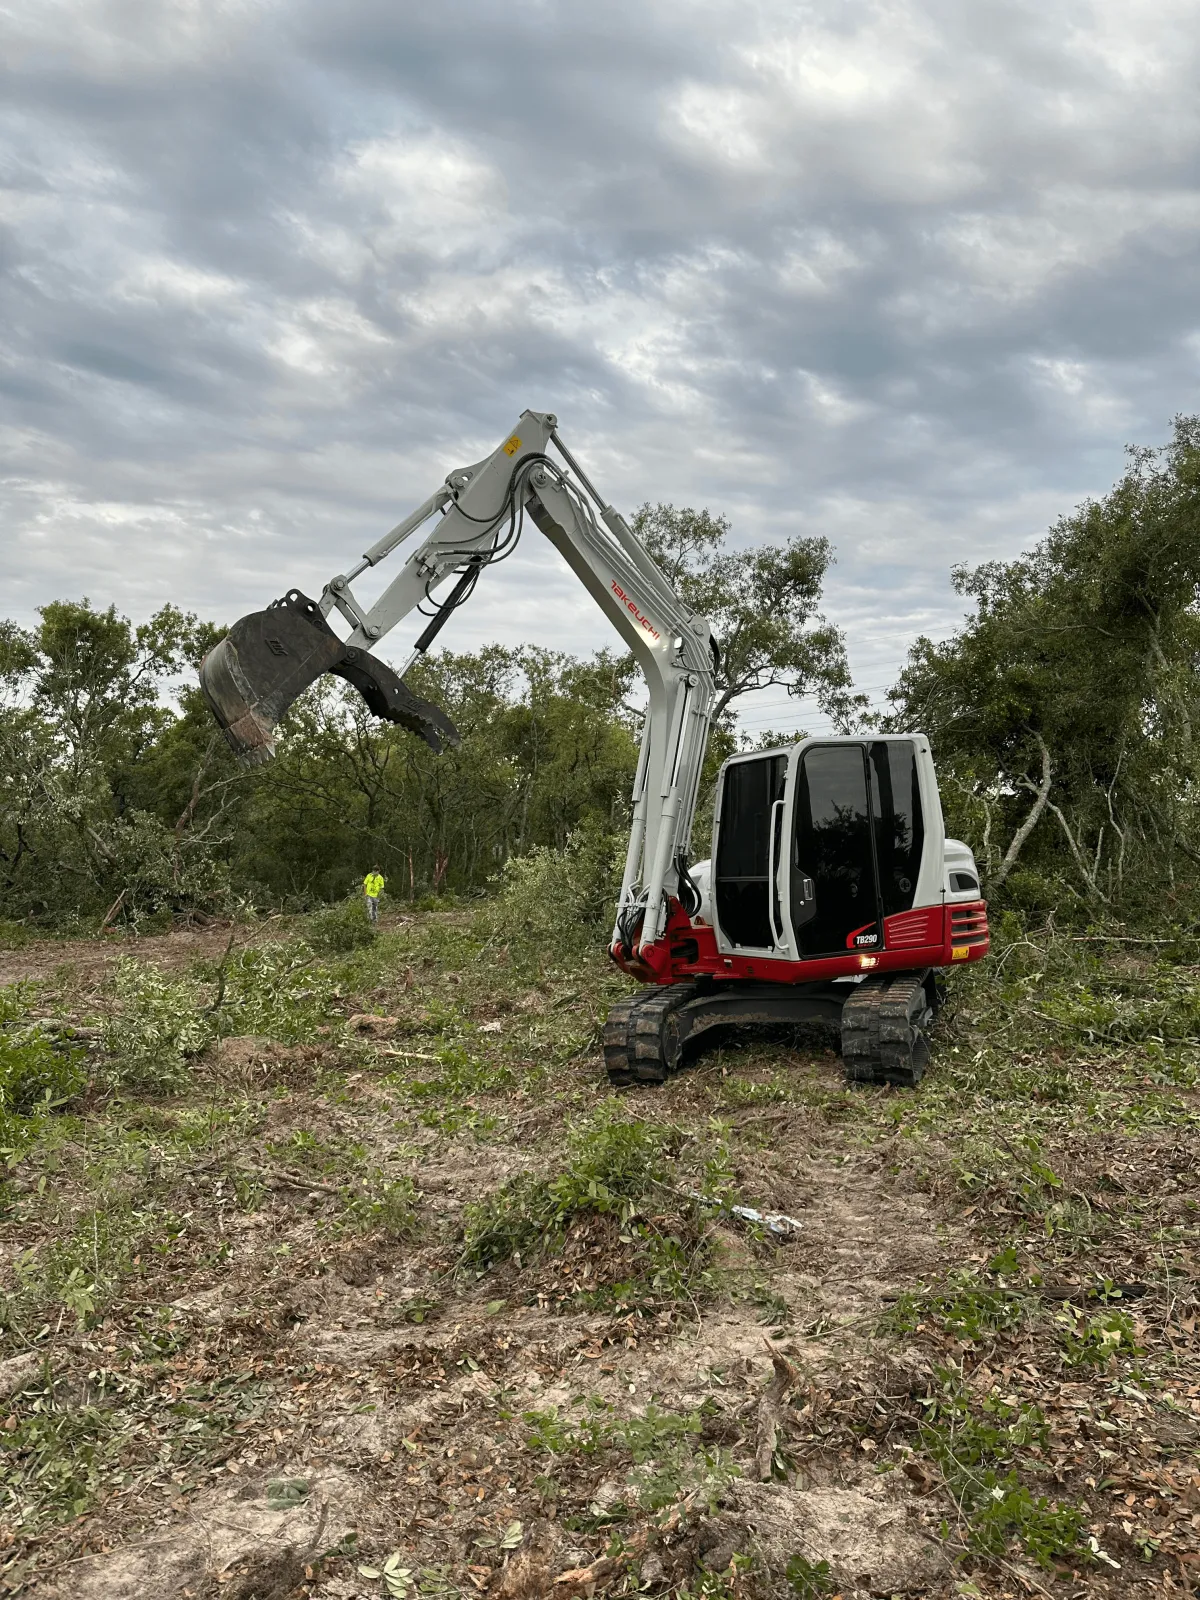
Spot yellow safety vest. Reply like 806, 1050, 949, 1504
363, 873, 384, 899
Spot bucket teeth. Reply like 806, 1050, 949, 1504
198, 590, 460, 764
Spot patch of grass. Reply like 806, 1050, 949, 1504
0, 986, 86, 1152
406, 1043, 516, 1104
714, 1073, 794, 1109
266, 1126, 367, 1176
917, 1373, 1090, 1569
337, 1173, 420, 1239
460, 1107, 729, 1311
524, 1397, 737, 1516
9, 1201, 191, 1332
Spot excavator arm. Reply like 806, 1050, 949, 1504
199, 410, 717, 959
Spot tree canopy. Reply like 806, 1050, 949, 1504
888, 415, 1200, 915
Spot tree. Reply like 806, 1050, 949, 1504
0, 600, 230, 924
888, 415, 1200, 913
631, 503, 861, 726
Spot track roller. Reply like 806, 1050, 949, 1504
839, 970, 935, 1087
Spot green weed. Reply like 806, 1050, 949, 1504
304, 897, 376, 955
477, 824, 624, 975
917, 1374, 1090, 1568
406, 1044, 516, 1102
460, 1105, 677, 1269
675, 1556, 755, 1600
784, 1554, 835, 1598
103, 959, 212, 1092
215, 941, 339, 1045
523, 1398, 736, 1515
0, 985, 85, 1134
0, 1380, 123, 1534
9, 1202, 189, 1330
883, 1271, 1026, 1343
1056, 1305, 1142, 1367
338, 1174, 420, 1239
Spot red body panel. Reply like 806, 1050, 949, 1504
612, 900, 990, 986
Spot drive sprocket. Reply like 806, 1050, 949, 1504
840, 971, 934, 1087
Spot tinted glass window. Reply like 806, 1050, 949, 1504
793, 745, 877, 956
869, 741, 924, 917
715, 755, 786, 949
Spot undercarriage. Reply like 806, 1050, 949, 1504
602, 970, 940, 1089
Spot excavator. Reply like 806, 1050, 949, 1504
199, 410, 989, 1088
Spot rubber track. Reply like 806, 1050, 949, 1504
840, 972, 932, 1087
603, 983, 699, 1087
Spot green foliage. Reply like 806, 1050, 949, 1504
0, 986, 85, 1126
523, 1398, 736, 1515
304, 897, 377, 955
1056, 1304, 1142, 1367
917, 1376, 1090, 1567
633, 503, 859, 727
784, 1555, 835, 1599
883, 1271, 1026, 1344
215, 941, 337, 1044
338, 1174, 420, 1239
890, 416, 1200, 916
10, 1200, 180, 1329
0, 1381, 122, 1533
102, 959, 212, 1093
481, 821, 625, 973
460, 1105, 675, 1269
0, 599, 229, 926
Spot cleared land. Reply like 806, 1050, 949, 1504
0, 908, 1196, 1600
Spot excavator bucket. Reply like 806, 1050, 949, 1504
199, 590, 460, 765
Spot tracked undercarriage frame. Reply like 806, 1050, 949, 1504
603, 970, 941, 1090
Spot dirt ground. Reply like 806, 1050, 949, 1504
0, 912, 1196, 1600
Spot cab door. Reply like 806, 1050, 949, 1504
713, 738, 933, 963
711, 750, 789, 953
787, 739, 929, 957
790, 743, 880, 956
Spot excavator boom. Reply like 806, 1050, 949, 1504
198, 410, 717, 957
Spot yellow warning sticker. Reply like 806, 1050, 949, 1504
951, 945, 970, 960
503, 435, 522, 456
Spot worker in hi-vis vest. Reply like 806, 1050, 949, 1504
363, 868, 385, 924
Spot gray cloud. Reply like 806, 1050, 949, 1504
2, 0, 1199, 731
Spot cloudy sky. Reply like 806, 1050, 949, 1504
3, 0, 1198, 734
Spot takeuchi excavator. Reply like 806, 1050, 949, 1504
199, 410, 990, 1088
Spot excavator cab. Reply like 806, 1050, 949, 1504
710, 735, 944, 963
603, 735, 987, 1092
